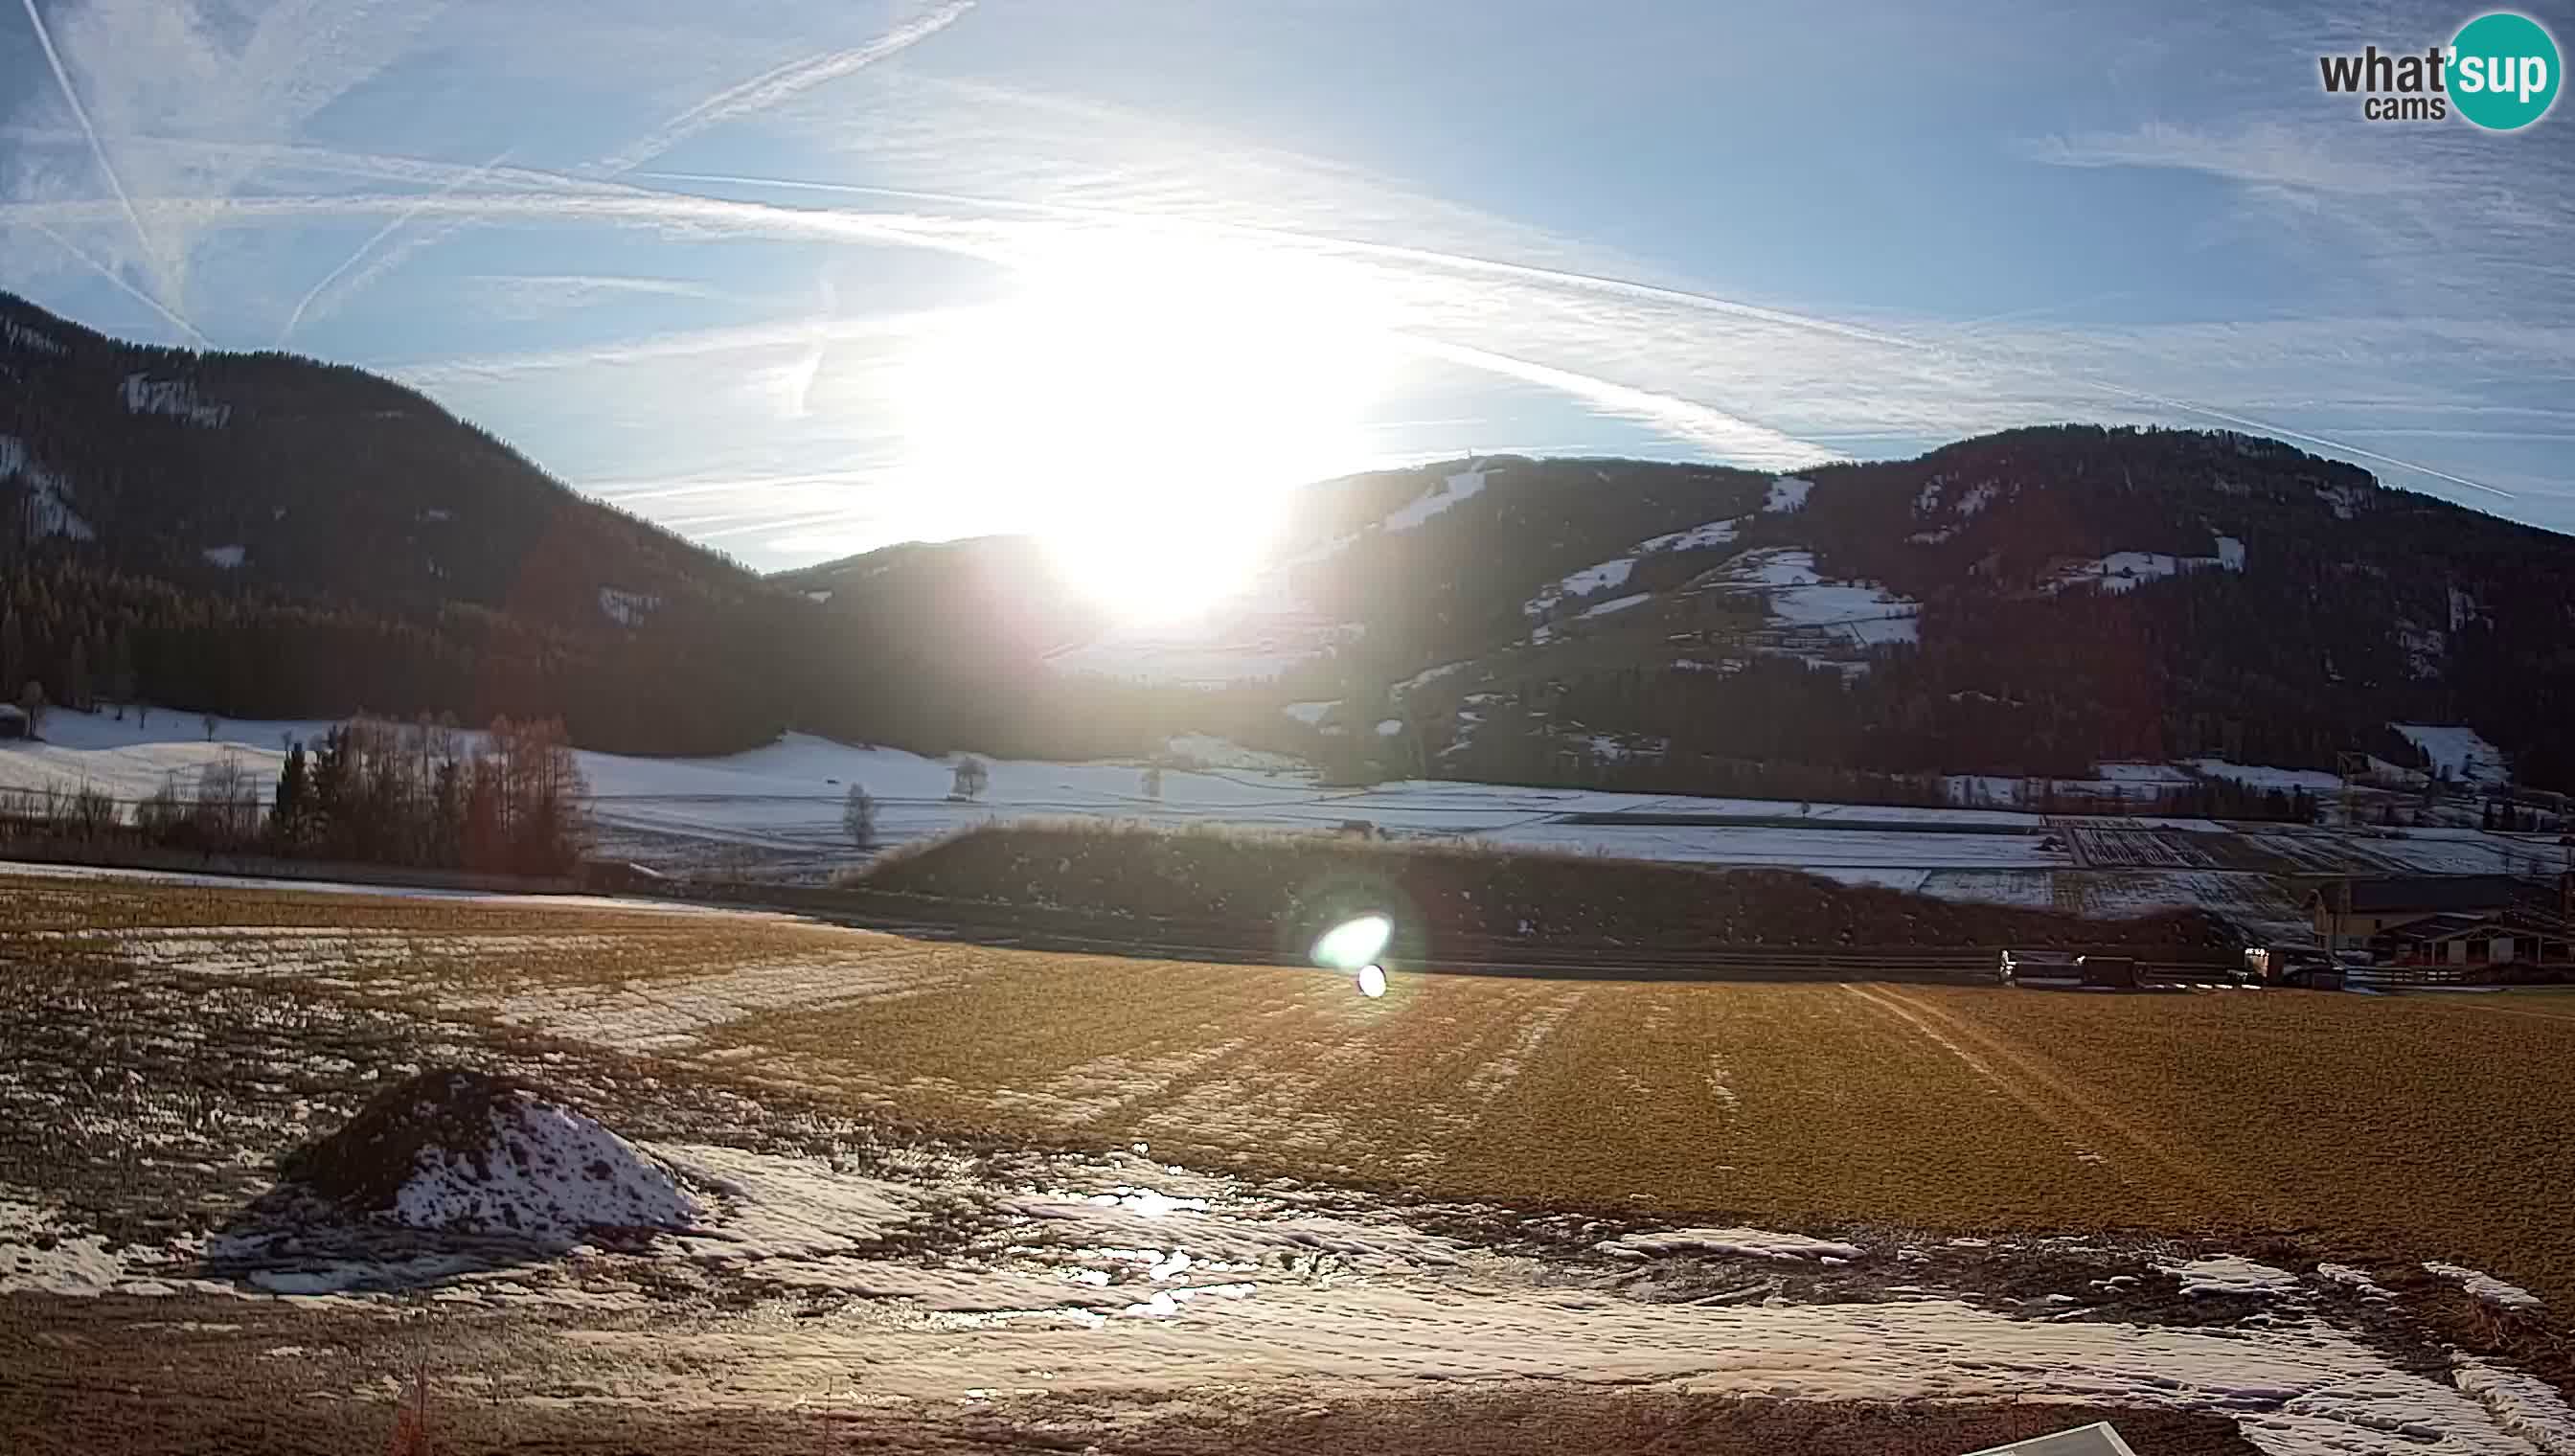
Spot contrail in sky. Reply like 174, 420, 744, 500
286, 2, 973, 331
627, 168, 2516, 497
276, 147, 517, 346
28, 218, 210, 346
596, 0, 976, 174
15, 0, 186, 324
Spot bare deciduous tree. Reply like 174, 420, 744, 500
842, 782, 878, 850
949, 755, 989, 802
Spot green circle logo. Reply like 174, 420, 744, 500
2451, 11, 2560, 129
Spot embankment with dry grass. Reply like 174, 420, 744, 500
849, 820, 2240, 958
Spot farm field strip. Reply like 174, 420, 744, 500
9, 875, 2575, 1309
12, 874, 2575, 1456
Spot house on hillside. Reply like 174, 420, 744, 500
2308, 875, 2526, 950
0, 702, 26, 739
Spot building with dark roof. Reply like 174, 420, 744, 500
2306, 873, 2573, 973
2308, 875, 2531, 949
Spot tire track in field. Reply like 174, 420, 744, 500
1330, 979, 1595, 1176
1838, 984, 2115, 1176
1860, 985, 2263, 1221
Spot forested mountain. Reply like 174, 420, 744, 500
11, 291, 2572, 792
1, 291, 801, 754
801, 432, 2575, 795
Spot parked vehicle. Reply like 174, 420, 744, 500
1997, 949, 2079, 985
2077, 954, 2139, 990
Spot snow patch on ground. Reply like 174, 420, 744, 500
598, 587, 661, 627
1638, 517, 1742, 552
2, 1198, 137, 1294
202, 544, 245, 569
0, 433, 95, 540
1283, 700, 1337, 726
2316, 1263, 2394, 1299
2051, 551, 2228, 595
1383, 465, 1490, 531
1600, 1227, 1864, 1261
2425, 1263, 2541, 1308
1763, 476, 1814, 512
120, 373, 231, 427
2156, 1255, 2300, 1297
2214, 535, 2247, 570
1524, 557, 1636, 616
1043, 583, 1360, 688
2450, 1354, 2575, 1453
1727, 549, 1919, 646
2450, 587, 2482, 631
1575, 591, 1652, 620
2094, 762, 2196, 785
1160, 735, 1304, 773
2390, 725, 2508, 787
1392, 661, 1469, 697
2, 317, 67, 354
2189, 761, 2345, 792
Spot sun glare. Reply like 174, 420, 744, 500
898, 232, 1397, 623
1313, 913, 1394, 970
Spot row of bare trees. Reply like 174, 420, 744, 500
2, 715, 591, 876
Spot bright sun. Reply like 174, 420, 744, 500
898, 232, 1397, 623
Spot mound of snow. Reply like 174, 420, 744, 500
1599, 1227, 1863, 1261
283, 1069, 699, 1243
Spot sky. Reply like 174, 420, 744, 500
3, 0, 2572, 574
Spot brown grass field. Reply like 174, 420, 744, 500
11, 871, 2575, 1309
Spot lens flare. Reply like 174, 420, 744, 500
1313, 914, 1393, 970
1356, 964, 1388, 999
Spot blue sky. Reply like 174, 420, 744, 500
4, 0, 2571, 570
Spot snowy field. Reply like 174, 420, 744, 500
0, 711, 2545, 930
